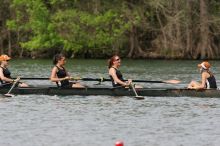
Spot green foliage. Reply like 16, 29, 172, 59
2, 0, 220, 58
9, 0, 62, 51
6, 20, 17, 30
52, 9, 130, 53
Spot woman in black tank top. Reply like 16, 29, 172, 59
50, 54, 84, 88
108, 55, 142, 88
0, 54, 28, 87
188, 61, 217, 89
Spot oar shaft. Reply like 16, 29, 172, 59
12, 77, 50, 80
131, 80, 164, 83
81, 78, 111, 82
6, 77, 20, 94
82, 78, 165, 83
131, 84, 139, 97
14, 77, 111, 81
13, 77, 173, 84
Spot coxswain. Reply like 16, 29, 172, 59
187, 61, 217, 89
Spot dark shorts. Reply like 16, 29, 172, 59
0, 82, 19, 88
61, 82, 76, 88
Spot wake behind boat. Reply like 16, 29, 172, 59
0, 86, 219, 98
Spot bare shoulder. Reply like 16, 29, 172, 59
0, 67, 3, 73
109, 68, 116, 74
202, 71, 210, 78
51, 66, 58, 72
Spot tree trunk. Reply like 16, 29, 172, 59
8, 30, 12, 56
93, 0, 100, 14
197, 0, 210, 59
156, 11, 168, 51
185, 0, 193, 58
127, 25, 135, 58
127, 25, 147, 58
17, 31, 24, 58
174, 0, 182, 57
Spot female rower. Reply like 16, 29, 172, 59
0, 54, 28, 87
187, 61, 217, 89
108, 55, 141, 88
50, 54, 84, 88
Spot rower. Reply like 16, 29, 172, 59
108, 55, 142, 88
187, 61, 217, 89
50, 54, 84, 88
0, 54, 28, 87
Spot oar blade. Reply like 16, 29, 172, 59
164, 79, 181, 84
4, 93, 14, 97
134, 96, 145, 100
130, 84, 145, 100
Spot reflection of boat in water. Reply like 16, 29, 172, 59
0, 86, 219, 98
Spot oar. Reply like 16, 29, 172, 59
12, 77, 50, 80
130, 84, 144, 100
14, 77, 181, 84
11, 77, 102, 81
130, 79, 181, 84
4, 77, 20, 97
70, 78, 181, 84
11, 77, 106, 82
79, 78, 181, 84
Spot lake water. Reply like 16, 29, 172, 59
0, 59, 220, 146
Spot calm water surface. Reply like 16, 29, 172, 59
0, 59, 220, 146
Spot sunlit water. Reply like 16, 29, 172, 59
0, 59, 220, 146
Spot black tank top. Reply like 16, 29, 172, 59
56, 66, 70, 87
109, 67, 124, 87
0, 66, 12, 85
205, 73, 217, 89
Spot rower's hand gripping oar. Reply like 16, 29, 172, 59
4, 77, 20, 97
130, 84, 144, 100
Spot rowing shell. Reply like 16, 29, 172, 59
0, 86, 219, 98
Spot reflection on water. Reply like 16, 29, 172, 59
0, 59, 220, 146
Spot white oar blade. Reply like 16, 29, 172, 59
4, 93, 14, 97
164, 80, 181, 84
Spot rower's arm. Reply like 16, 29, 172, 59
109, 68, 128, 86
193, 72, 207, 89
0, 68, 13, 83
200, 72, 208, 89
50, 67, 69, 82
